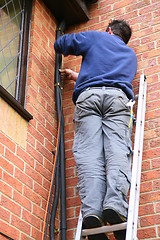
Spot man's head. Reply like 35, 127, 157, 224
106, 20, 132, 44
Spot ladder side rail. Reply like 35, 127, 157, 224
126, 74, 147, 240
75, 210, 83, 240
126, 75, 144, 238
133, 77, 147, 240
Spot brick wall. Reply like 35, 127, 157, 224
0, 0, 58, 239
63, 0, 160, 239
0, 0, 160, 240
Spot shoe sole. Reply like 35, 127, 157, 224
83, 215, 109, 240
103, 208, 126, 240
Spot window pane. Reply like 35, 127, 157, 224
0, 0, 23, 98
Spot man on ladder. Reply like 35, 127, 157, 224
54, 20, 137, 240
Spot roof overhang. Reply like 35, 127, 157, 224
42, 0, 97, 27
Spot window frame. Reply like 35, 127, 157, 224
0, 0, 33, 121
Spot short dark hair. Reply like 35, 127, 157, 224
106, 20, 132, 44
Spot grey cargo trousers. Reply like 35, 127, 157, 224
72, 87, 132, 220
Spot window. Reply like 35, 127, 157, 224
0, 0, 33, 121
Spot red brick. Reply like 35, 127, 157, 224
34, 181, 48, 200
0, 168, 2, 179
149, 118, 160, 129
0, 132, 15, 152
66, 229, 75, 240
32, 226, 42, 239
26, 143, 43, 164
156, 202, 160, 213
66, 196, 80, 208
46, 103, 55, 116
66, 167, 75, 178
22, 209, 41, 229
65, 140, 74, 151
67, 217, 78, 229
0, 206, 10, 222
147, 100, 160, 112
137, 226, 156, 239
66, 186, 75, 197
37, 123, 52, 142
141, 159, 151, 171
144, 65, 160, 76
140, 214, 160, 227
0, 156, 14, 175
35, 161, 51, 181
25, 164, 42, 185
15, 167, 33, 189
13, 190, 31, 211
150, 137, 160, 148
23, 185, 41, 206
141, 169, 160, 182
152, 157, 160, 169
139, 203, 154, 216
36, 112, 46, 125
42, 177, 50, 191
44, 138, 53, 153
39, 86, 51, 103
11, 214, 31, 235
66, 158, 76, 168
0, 220, 20, 239
0, 143, 4, 155
27, 85, 37, 99
26, 95, 38, 111
65, 149, 74, 159
143, 147, 160, 159
1, 194, 21, 217
32, 203, 45, 220
16, 146, 34, 168
140, 191, 160, 204
32, 53, 47, 74
43, 157, 53, 173
28, 124, 44, 145
27, 72, 40, 90
0, 235, 8, 240
3, 171, 22, 193
140, 181, 152, 193
126, 1, 150, 13
153, 179, 160, 190
0, 181, 12, 198
66, 207, 75, 219
36, 141, 52, 161
139, 2, 160, 15
20, 233, 33, 240
5, 148, 24, 171
27, 132, 36, 147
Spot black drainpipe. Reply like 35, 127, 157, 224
50, 21, 66, 240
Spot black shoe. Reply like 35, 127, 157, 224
83, 215, 109, 240
103, 208, 127, 240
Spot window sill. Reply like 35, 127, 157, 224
0, 86, 33, 122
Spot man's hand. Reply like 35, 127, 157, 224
59, 69, 78, 82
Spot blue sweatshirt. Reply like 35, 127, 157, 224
54, 31, 137, 105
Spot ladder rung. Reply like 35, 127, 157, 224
81, 222, 127, 236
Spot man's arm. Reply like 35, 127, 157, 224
54, 32, 89, 56
59, 69, 78, 82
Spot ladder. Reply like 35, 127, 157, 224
75, 74, 147, 240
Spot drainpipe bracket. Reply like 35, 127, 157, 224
54, 82, 63, 90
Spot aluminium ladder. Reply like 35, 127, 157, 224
75, 74, 147, 240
